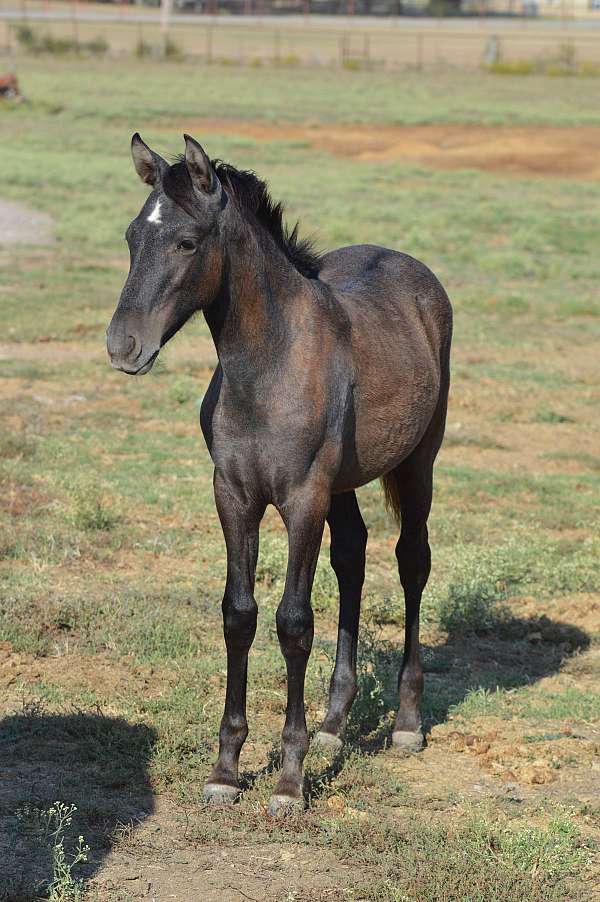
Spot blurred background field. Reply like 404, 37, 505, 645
0, 55, 600, 900
3, 0, 600, 71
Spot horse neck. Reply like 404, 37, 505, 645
204, 213, 305, 383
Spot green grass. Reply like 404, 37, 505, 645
6, 57, 600, 127
452, 685, 600, 723
1, 57, 599, 900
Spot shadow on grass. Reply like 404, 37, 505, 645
301, 610, 590, 803
0, 708, 156, 901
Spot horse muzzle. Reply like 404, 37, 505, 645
106, 323, 159, 376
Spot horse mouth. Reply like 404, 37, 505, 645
112, 349, 159, 376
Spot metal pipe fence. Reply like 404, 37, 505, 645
2, 8, 600, 69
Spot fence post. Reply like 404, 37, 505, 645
160, 0, 171, 58
72, 0, 80, 54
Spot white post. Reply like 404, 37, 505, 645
161, 0, 171, 57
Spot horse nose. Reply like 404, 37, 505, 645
106, 324, 141, 364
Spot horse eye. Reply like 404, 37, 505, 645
177, 239, 196, 253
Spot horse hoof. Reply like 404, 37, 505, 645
392, 730, 425, 753
267, 794, 304, 817
203, 782, 240, 805
313, 731, 343, 754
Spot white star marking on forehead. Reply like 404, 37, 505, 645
147, 199, 162, 225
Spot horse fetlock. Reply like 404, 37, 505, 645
330, 670, 358, 701
281, 726, 310, 757
220, 715, 248, 746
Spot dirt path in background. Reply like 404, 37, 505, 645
167, 121, 600, 179
0, 199, 54, 245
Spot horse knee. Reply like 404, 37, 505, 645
276, 596, 313, 655
222, 591, 257, 648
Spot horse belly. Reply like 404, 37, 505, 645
332, 368, 440, 492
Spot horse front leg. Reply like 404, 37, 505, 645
268, 479, 330, 816
204, 472, 264, 804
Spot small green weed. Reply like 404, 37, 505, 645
14, 24, 108, 56
64, 479, 115, 531
16, 801, 90, 901
535, 408, 575, 424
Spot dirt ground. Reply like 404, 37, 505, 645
92, 813, 357, 902
168, 121, 600, 179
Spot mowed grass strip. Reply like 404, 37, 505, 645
0, 59, 599, 899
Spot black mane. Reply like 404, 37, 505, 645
164, 157, 321, 279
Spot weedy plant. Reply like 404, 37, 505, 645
64, 478, 115, 532
346, 618, 397, 740
16, 801, 90, 901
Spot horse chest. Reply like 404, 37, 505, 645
203, 390, 331, 493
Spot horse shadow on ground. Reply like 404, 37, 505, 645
243, 609, 590, 803
0, 612, 589, 898
0, 708, 156, 901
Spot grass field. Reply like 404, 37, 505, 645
1, 58, 600, 900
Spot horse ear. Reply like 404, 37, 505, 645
131, 133, 167, 187
183, 134, 218, 195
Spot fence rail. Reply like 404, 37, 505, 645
2, 9, 600, 69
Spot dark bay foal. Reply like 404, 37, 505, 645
107, 134, 452, 815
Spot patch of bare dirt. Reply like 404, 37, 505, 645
169, 120, 600, 179
0, 199, 54, 246
0, 340, 102, 364
0, 482, 47, 517
0, 642, 174, 701
516, 593, 600, 637
430, 717, 600, 791
93, 807, 355, 901
0, 333, 217, 370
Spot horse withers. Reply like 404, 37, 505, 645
107, 134, 452, 815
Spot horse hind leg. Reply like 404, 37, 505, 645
314, 490, 367, 752
383, 451, 435, 753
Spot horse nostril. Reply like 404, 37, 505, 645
106, 326, 142, 364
